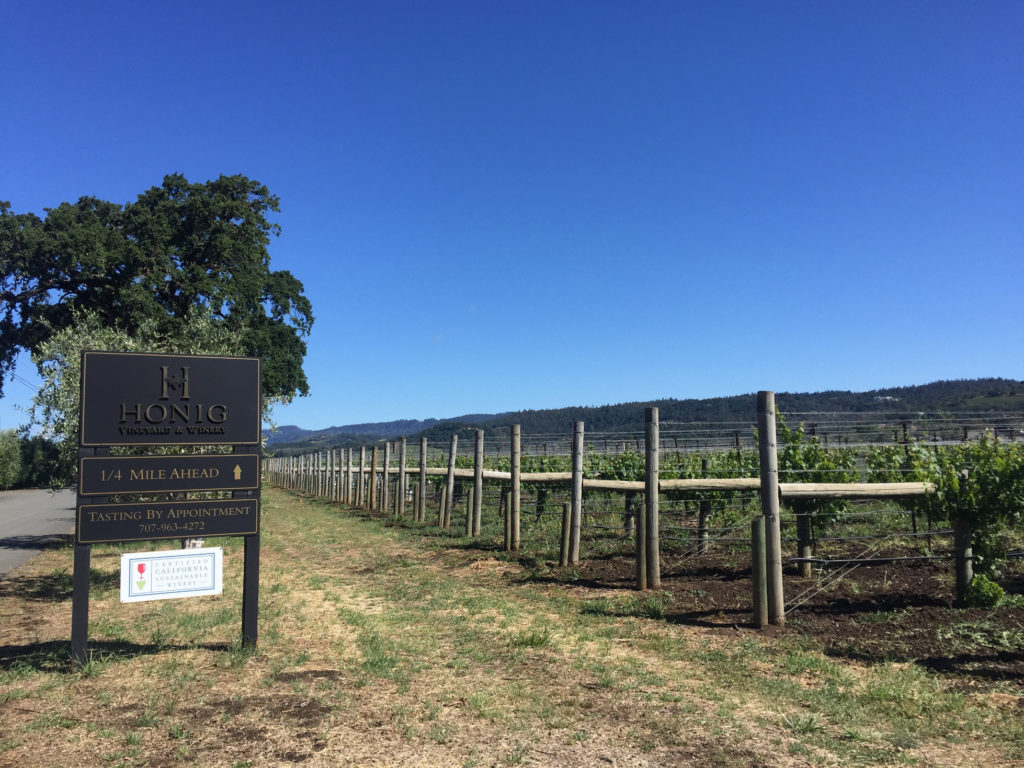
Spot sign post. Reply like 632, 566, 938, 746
73, 351, 262, 662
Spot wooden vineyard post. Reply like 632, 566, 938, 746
636, 488, 648, 589
345, 448, 353, 504
623, 492, 636, 537
325, 452, 331, 500
350, 449, 356, 504
327, 450, 334, 501
559, 503, 571, 567
370, 446, 379, 511
569, 421, 584, 565
444, 434, 457, 528
473, 430, 484, 536
502, 488, 511, 550
464, 486, 474, 536
510, 425, 521, 552
354, 449, 360, 504
340, 449, 347, 503
338, 448, 345, 503
332, 449, 339, 501
796, 510, 813, 578
382, 442, 391, 514
751, 515, 768, 628
350, 447, 356, 505
438, 487, 447, 528
358, 447, 366, 507
339, 450, 348, 505
757, 391, 785, 626
954, 514, 974, 607
341, 448, 348, 504
697, 458, 711, 554
418, 437, 428, 522
645, 407, 660, 590
394, 443, 401, 516
398, 437, 407, 518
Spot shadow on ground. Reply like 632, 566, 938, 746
0, 639, 243, 674
0, 567, 119, 601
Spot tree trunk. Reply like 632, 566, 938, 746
954, 516, 973, 607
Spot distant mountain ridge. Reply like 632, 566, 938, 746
267, 378, 1024, 454
266, 419, 439, 446
266, 414, 511, 446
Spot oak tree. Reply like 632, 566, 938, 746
0, 173, 313, 400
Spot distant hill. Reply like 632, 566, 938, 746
266, 418, 442, 446
266, 378, 1024, 455
266, 413, 512, 450
482, 379, 1024, 437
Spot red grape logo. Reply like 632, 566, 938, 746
136, 561, 148, 592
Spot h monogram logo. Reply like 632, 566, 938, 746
159, 366, 191, 400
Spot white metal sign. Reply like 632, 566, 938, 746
120, 547, 223, 602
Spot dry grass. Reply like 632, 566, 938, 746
0, 488, 1021, 767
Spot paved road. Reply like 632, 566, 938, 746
0, 488, 76, 578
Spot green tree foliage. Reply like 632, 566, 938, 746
0, 174, 313, 400
0, 429, 22, 489
16, 435, 67, 489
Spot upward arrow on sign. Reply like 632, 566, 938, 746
233, 465, 242, 480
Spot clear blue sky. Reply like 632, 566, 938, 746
2, 1, 1022, 431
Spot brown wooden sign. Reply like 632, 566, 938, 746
79, 454, 260, 496
77, 498, 260, 545
80, 351, 261, 446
